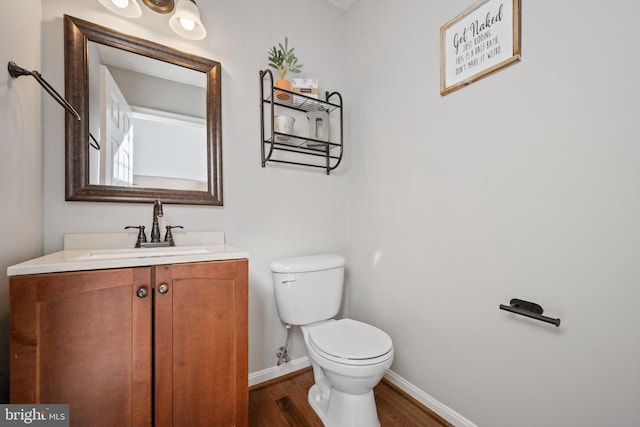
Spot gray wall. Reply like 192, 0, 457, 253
0, 0, 43, 401
345, 0, 640, 426
108, 66, 205, 118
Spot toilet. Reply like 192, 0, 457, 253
271, 254, 394, 427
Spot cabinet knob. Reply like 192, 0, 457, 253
136, 287, 148, 298
158, 283, 169, 294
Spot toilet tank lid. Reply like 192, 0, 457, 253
270, 254, 345, 273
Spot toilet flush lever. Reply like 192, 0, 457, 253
281, 275, 296, 285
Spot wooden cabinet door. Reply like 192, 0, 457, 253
154, 260, 248, 427
10, 268, 153, 427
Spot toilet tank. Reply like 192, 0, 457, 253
271, 254, 345, 326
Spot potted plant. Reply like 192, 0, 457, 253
268, 37, 303, 100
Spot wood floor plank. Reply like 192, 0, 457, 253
287, 371, 324, 427
249, 386, 292, 427
249, 368, 450, 427
379, 379, 454, 427
267, 381, 292, 401
276, 396, 315, 427
374, 382, 437, 427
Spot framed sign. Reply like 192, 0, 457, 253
440, 0, 521, 95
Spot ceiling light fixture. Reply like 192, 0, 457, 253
98, 0, 142, 18
98, 0, 206, 40
168, 0, 207, 40
141, 0, 175, 14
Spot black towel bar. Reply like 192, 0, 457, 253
7, 61, 81, 120
499, 298, 561, 327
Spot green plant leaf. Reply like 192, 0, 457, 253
267, 36, 302, 74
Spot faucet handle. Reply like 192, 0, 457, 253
125, 226, 148, 248
164, 226, 184, 246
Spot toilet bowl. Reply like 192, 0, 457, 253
270, 254, 394, 427
302, 319, 394, 427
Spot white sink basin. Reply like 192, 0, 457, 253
75, 245, 211, 261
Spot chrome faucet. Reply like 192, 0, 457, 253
150, 199, 163, 243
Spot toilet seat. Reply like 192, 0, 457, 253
309, 319, 393, 366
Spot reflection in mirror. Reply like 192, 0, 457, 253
65, 15, 222, 205
87, 42, 207, 191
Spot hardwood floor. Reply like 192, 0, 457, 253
249, 368, 453, 427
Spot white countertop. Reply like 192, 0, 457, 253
7, 232, 249, 276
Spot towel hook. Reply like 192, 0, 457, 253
8, 61, 81, 121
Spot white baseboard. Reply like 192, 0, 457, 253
248, 356, 311, 387
384, 370, 477, 427
248, 359, 476, 427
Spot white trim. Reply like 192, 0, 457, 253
130, 105, 206, 128
248, 356, 311, 388
384, 370, 478, 427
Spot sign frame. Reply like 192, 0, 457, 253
440, 0, 521, 95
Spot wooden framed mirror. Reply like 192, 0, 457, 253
64, 15, 222, 205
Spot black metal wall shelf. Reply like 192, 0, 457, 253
260, 69, 343, 175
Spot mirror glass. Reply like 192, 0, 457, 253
88, 42, 207, 191
65, 15, 222, 205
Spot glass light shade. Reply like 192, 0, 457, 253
169, 0, 206, 40
179, 17, 196, 31
98, 0, 142, 17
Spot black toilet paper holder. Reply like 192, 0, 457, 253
499, 298, 561, 327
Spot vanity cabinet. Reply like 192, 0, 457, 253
10, 259, 248, 427
259, 69, 344, 174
